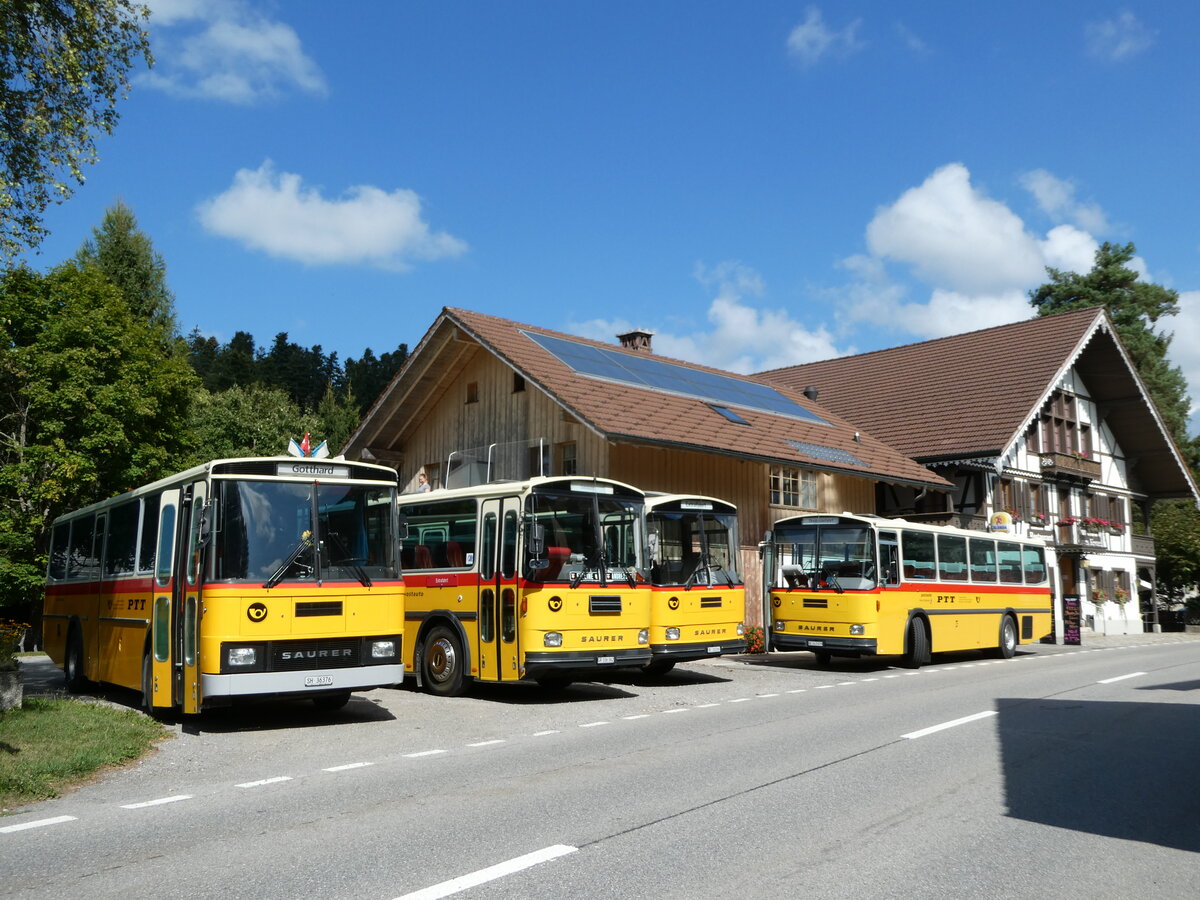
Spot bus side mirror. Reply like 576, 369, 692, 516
528, 522, 545, 556
398, 515, 410, 541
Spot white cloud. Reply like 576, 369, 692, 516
1040, 224, 1099, 274
197, 161, 468, 269
1170, 291, 1200, 426
866, 163, 1045, 294
786, 6, 864, 67
1085, 11, 1155, 62
1020, 169, 1112, 233
570, 262, 844, 374
141, 0, 326, 103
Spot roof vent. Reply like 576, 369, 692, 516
617, 329, 654, 352
803, 386, 819, 401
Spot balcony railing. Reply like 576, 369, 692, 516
1039, 452, 1101, 481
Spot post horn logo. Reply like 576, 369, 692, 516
668, 597, 680, 610
247, 602, 268, 622
548, 596, 563, 612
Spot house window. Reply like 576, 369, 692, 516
466, 382, 479, 404
559, 442, 577, 476
1040, 390, 1089, 456
513, 373, 525, 393
771, 466, 816, 509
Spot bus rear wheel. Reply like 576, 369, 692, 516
422, 626, 466, 697
995, 615, 1018, 659
905, 618, 930, 668
64, 628, 88, 693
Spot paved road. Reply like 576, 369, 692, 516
5, 634, 1199, 899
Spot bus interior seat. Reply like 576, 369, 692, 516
414, 545, 433, 569
446, 541, 464, 567
536, 546, 571, 582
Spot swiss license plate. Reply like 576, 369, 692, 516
597, 655, 615, 664
807, 640, 824, 648
708, 646, 721, 653
305, 675, 334, 687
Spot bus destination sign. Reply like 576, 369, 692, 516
277, 462, 350, 479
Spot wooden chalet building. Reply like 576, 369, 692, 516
343, 307, 952, 624
761, 307, 1200, 637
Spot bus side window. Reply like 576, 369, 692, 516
878, 531, 900, 586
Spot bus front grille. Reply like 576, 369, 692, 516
271, 638, 361, 670
803, 598, 828, 608
700, 597, 722, 608
589, 595, 621, 614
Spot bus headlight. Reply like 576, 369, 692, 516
544, 632, 563, 648
736, 623, 745, 635
774, 621, 784, 631
227, 646, 257, 667
638, 629, 648, 645
666, 627, 680, 641
849, 624, 865, 636
370, 640, 396, 659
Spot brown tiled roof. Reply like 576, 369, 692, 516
349, 307, 951, 490
759, 308, 1197, 499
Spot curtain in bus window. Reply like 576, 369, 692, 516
1022, 545, 1047, 584
997, 541, 1023, 584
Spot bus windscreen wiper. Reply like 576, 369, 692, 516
263, 531, 315, 589
325, 532, 372, 588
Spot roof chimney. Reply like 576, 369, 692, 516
803, 386, 819, 401
617, 329, 654, 353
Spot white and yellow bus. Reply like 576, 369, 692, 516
644, 494, 746, 675
43, 456, 405, 714
399, 476, 652, 694
765, 514, 1053, 666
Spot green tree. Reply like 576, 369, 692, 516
1, 1, 152, 262
316, 384, 361, 454
183, 383, 321, 465
74, 200, 174, 326
1030, 241, 1194, 459
0, 262, 196, 623
345, 342, 407, 414
1149, 500, 1200, 604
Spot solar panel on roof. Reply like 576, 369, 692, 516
786, 440, 866, 467
523, 331, 829, 425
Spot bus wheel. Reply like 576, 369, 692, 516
905, 618, 930, 669
422, 626, 466, 697
141, 652, 154, 714
312, 691, 351, 712
996, 615, 1018, 659
64, 628, 88, 693
813, 650, 832, 666
642, 659, 676, 677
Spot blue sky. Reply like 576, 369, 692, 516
26, 1, 1200, 432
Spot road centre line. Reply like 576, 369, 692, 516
758, 693, 779, 698
323, 762, 373, 772
394, 843, 578, 900
236, 776, 292, 788
620, 714, 650, 720
902, 710, 996, 740
580, 721, 609, 728
467, 739, 506, 747
532, 729, 561, 736
663, 708, 688, 714
120, 795, 193, 809
404, 749, 446, 758
1098, 672, 1146, 684
0, 815, 76, 834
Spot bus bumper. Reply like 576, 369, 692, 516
770, 634, 877, 656
523, 649, 651, 678
201, 663, 406, 698
648, 639, 747, 662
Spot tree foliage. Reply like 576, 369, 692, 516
1149, 500, 1200, 603
0, 262, 196, 620
75, 199, 174, 326
183, 384, 322, 465
0, 1, 152, 262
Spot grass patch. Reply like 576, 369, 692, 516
0, 697, 169, 811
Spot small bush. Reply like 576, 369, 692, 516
744, 625, 766, 654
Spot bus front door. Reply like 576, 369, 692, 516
148, 489, 180, 711
477, 496, 521, 683
179, 481, 206, 715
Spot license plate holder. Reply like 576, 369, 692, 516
305, 675, 334, 687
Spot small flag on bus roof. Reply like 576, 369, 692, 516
287, 433, 329, 459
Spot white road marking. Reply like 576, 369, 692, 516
404, 749, 446, 758
663, 708, 688, 714
758, 693, 780, 698
579, 721, 608, 728
532, 730, 561, 736
902, 710, 996, 740
727, 697, 750, 703
1098, 672, 1146, 684
394, 844, 578, 900
236, 776, 292, 788
467, 740, 506, 747
121, 795, 193, 809
1, 815, 76, 833
323, 762, 373, 772
695, 702, 720, 707
620, 714, 650, 720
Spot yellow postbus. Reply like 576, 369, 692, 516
643, 494, 746, 675
765, 514, 1053, 666
43, 456, 405, 714
399, 476, 651, 694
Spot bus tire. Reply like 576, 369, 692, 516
64, 627, 88, 693
312, 691, 351, 712
813, 650, 832, 666
642, 659, 676, 677
996, 615, 1018, 659
905, 618, 930, 668
422, 625, 466, 697
141, 651, 154, 714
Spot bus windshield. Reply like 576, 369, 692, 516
212, 479, 398, 585
648, 511, 741, 587
773, 521, 876, 592
526, 488, 645, 586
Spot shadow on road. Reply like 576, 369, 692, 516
998, 696, 1200, 853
